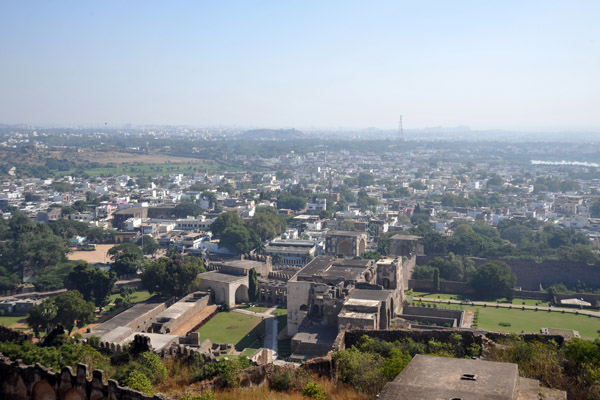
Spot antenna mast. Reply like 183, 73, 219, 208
398, 115, 404, 142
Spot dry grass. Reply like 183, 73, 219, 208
164, 376, 374, 400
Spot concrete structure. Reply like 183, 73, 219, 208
379, 354, 566, 400
148, 291, 209, 334
286, 255, 405, 357
389, 234, 424, 257
197, 271, 249, 307
325, 230, 367, 257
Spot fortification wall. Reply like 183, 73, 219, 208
0, 356, 162, 400
416, 255, 600, 290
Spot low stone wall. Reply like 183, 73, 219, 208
0, 355, 162, 400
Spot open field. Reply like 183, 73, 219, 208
0, 316, 26, 327
67, 244, 115, 264
196, 311, 263, 351
54, 150, 205, 165
107, 290, 152, 305
413, 301, 600, 339
411, 291, 549, 307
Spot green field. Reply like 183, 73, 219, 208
410, 292, 549, 307
57, 161, 240, 178
413, 301, 600, 339
0, 316, 25, 327
197, 312, 263, 351
108, 290, 152, 305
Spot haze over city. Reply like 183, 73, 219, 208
1, 1, 599, 132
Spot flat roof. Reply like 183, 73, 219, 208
379, 355, 518, 400
390, 234, 422, 240
292, 326, 338, 345
199, 270, 248, 284
348, 288, 391, 302
338, 311, 376, 320
326, 230, 365, 237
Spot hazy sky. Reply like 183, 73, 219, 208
1, 1, 599, 131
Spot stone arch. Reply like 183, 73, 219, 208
337, 239, 353, 257
310, 304, 321, 317
382, 278, 391, 289
358, 238, 366, 255
2, 373, 27, 400
235, 284, 249, 304
32, 380, 56, 400
64, 388, 85, 400
299, 304, 308, 312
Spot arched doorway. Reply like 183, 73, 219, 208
235, 284, 249, 304
358, 238, 366, 255
337, 239, 353, 256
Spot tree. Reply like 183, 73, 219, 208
141, 254, 205, 298
432, 268, 440, 292
66, 263, 117, 307
108, 243, 144, 277
469, 261, 516, 300
72, 200, 88, 213
591, 199, 600, 218
27, 301, 57, 337
174, 201, 203, 218
210, 211, 244, 238
246, 211, 286, 241
276, 194, 307, 211
358, 172, 375, 188
248, 268, 258, 302
136, 235, 160, 256
361, 250, 381, 261
51, 290, 95, 332
219, 225, 258, 254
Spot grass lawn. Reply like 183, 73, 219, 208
0, 316, 25, 327
107, 290, 152, 306
197, 311, 263, 351
414, 301, 600, 339
235, 304, 270, 313
273, 308, 288, 333
410, 292, 549, 307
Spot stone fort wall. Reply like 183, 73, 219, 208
0, 356, 163, 400
416, 255, 600, 290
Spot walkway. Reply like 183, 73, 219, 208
231, 306, 277, 318
412, 297, 600, 318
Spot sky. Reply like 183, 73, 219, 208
0, 1, 599, 131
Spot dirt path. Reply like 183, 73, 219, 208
462, 310, 474, 328
68, 244, 115, 264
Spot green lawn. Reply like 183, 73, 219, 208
412, 301, 600, 339
410, 292, 549, 307
108, 290, 152, 305
235, 304, 270, 313
196, 311, 263, 351
273, 308, 288, 333
0, 316, 25, 327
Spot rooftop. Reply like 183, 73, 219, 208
379, 355, 518, 400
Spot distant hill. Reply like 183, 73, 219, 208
241, 128, 306, 139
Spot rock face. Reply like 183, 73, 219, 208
0, 355, 163, 400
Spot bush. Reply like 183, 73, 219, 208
138, 352, 168, 384
302, 382, 326, 400
180, 393, 217, 400
270, 369, 293, 391
498, 322, 511, 327
123, 370, 154, 396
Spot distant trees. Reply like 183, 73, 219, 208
276, 194, 306, 211
361, 250, 381, 261
141, 254, 205, 298
66, 262, 117, 307
174, 201, 203, 218
210, 211, 244, 238
469, 261, 516, 300
248, 268, 258, 302
108, 243, 145, 277
246, 211, 286, 241
27, 290, 95, 334
136, 235, 160, 256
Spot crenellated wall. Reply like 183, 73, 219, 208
0, 355, 164, 400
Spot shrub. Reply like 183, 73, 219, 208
123, 370, 154, 396
270, 369, 293, 391
138, 352, 168, 384
180, 393, 217, 400
498, 322, 511, 327
302, 382, 326, 400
